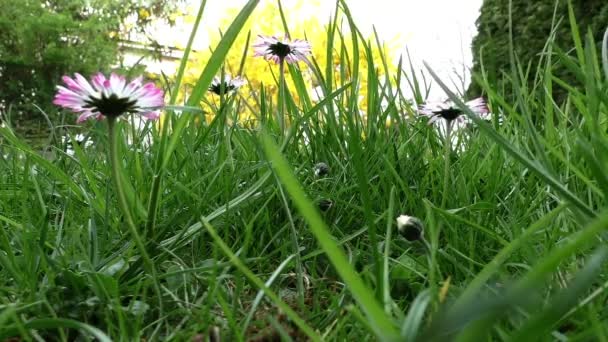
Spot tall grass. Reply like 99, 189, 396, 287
1, 0, 607, 340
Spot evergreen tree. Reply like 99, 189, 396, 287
468, 0, 608, 101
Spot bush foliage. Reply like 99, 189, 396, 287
468, 0, 608, 100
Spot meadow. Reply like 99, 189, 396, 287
1, 0, 608, 341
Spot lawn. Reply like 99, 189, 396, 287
1, 0, 608, 341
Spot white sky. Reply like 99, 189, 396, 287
137, 0, 483, 99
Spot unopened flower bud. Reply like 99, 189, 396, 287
313, 162, 330, 177
318, 199, 333, 211
396, 215, 424, 241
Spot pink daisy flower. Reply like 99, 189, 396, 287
418, 97, 490, 126
252, 35, 311, 64
54, 73, 165, 123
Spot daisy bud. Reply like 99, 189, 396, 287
313, 162, 330, 177
318, 199, 333, 211
396, 215, 424, 241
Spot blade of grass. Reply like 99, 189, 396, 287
146, 0, 208, 233
0, 318, 112, 342
400, 289, 431, 341
260, 130, 400, 341
203, 221, 320, 341
508, 246, 608, 341
162, 0, 259, 168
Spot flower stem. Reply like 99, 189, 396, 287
441, 120, 453, 208
278, 58, 286, 136
107, 118, 164, 314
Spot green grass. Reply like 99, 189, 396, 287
1, 1, 608, 340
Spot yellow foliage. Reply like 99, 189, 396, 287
178, 0, 399, 125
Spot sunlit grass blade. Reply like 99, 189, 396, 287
260, 130, 401, 341
451, 205, 565, 308
162, 0, 259, 168
602, 27, 608, 80
146, 0, 208, 233
423, 208, 608, 338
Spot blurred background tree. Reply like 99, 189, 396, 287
468, 0, 608, 102
0, 0, 182, 125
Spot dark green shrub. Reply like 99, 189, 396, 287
468, 0, 608, 101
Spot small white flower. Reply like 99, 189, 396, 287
418, 97, 490, 126
209, 74, 246, 95
253, 35, 312, 64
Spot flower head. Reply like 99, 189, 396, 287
396, 215, 424, 241
54, 73, 164, 123
208, 74, 246, 95
253, 35, 312, 64
418, 97, 489, 125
